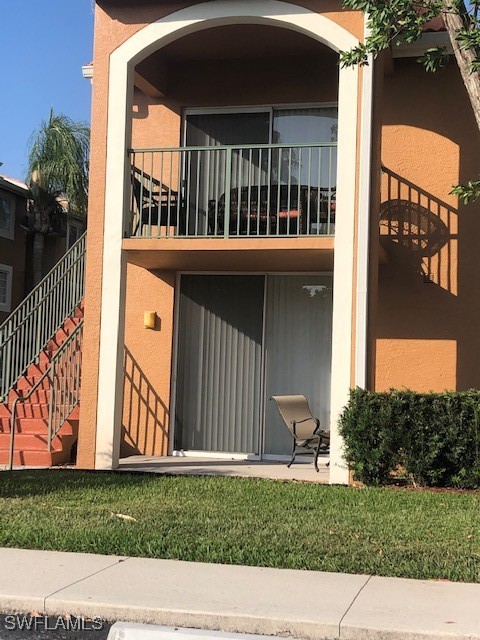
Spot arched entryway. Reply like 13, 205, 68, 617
94, 0, 366, 484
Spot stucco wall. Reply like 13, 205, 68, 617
376, 58, 480, 392
77, 0, 364, 468
121, 265, 175, 457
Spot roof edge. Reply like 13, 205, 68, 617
392, 31, 452, 58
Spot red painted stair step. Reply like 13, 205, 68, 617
2, 303, 83, 467
0, 417, 77, 435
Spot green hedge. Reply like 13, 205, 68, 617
339, 388, 480, 488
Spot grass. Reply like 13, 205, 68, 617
0, 470, 479, 582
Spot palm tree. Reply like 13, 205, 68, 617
27, 110, 90, 285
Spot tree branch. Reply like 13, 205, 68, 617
442, 1, 480, 131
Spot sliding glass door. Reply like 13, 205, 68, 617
175, 274, 333, 457
183, 108, 338, 236
185, 112, 270, 235
185, 107, 338, 146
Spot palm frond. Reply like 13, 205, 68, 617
27, 110, 90, 217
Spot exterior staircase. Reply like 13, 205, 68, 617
0, 233, 86, 468
0, 306, 83, 466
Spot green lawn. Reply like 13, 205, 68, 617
1, 470, 479, 582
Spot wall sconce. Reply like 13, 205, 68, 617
144, 311, 157, 330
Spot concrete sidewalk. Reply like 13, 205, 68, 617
0, 547, 479, 640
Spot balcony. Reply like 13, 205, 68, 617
127, 143, 337, 240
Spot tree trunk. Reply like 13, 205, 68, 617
442, 3, 480, 132
32, 231, 45, 287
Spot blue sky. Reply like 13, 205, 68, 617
0, 0, 94, 180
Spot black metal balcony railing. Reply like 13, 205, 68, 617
128, 143, 337, 239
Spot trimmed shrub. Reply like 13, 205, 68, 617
339, 388, 480, 488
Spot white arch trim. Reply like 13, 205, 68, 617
116, 0, 359, 65
95, 0, 362, 485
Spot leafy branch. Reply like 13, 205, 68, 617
340, 0, 480, 203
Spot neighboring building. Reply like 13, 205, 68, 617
24, 196, 86, 289
0, 175, 29, 324
0, 175, 86, 310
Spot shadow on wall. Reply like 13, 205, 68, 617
377, 167, 460, 390
376, 164, 480, 390
121, 347, 169, 457
380, 167, 457, 293
378, 59, 480, 391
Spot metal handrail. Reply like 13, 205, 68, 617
129, 142, 337, 153
0, 232, 86, 401
7, 319, 83, 470
129, 143, 337, 239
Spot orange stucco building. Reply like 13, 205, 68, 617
75, 0, 479, 484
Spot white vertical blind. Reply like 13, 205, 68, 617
263, 275, 333, 456
272, 108, 338, 190
175, 274, 333, 457
175, 275, 264, 454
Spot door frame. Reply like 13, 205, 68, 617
183, 107, 274, 148
169, 271, 333, 460
182, 103, 339, 147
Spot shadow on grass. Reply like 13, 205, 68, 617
0, 468, 292, 500
0, 469, 166, 499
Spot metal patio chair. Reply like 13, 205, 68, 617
270, 395, 330, 472
131, 172, 185, 236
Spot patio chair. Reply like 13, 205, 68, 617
270, 395, 330, 472
131, 174, 185, 236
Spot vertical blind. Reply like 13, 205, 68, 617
263, 275, 333, 456
175, 275, 265, 454
175, 274, 333, 457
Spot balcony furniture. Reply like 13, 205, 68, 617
131, 174, 186, 236
208, 185, 336, 236
270, 394, 330, 472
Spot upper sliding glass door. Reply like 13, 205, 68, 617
271, 108, 338, 217
185, 107, 338, 146
185, 112, 270, 235
183, 107, 338, 237
186, 112, 271, 146
272, 107, 338, 144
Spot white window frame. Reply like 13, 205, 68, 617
182, 102, 339, 146
67, 219, 84, 249
0, 192, 15, 240
0, 263, 13, 313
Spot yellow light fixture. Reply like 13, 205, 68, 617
144, 311, 156, 329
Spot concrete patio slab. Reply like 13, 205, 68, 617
118, 455, 330, 483
341, 575, 480, 640
45, 557, 368, 639
0, 548, 126, 614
